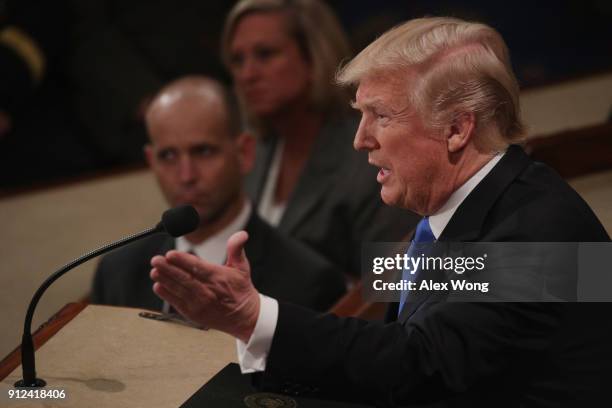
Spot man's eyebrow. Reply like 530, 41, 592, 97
189, 142, 219, 151
155, 146, 175, 157
191, 141, 214, 148
350, 99, 385, 111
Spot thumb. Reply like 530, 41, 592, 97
226, 230, 250, 272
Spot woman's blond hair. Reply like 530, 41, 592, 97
222, 0, 352, 133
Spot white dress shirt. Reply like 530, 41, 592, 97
236, 152, 505, 373
428, 153, 503, 239
257, 138, 287, 227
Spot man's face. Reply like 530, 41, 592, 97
145, 98, 249, 224
228, 12, 312, 118
352, 73, 449, 215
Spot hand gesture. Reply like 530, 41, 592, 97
150, 231, 260, 342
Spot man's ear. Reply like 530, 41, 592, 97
446, 112, 475, 153
144, 143, 154, 167
237, 132, 256, 174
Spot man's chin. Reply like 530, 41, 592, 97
381, 189, 421, 214
191, 206, 209, 222
380, 189, 399, 208
172, 201, 207, 220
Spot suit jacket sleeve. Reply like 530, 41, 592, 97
262, 148, 611, 406
265, 301, 563, 406
248, 214, 346, 312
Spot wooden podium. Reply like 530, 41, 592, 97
0, 303, 237, 407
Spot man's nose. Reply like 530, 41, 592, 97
177, 157, 197, 183
353, 117, 379, 151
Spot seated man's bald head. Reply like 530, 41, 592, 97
146, 76, 241, 140
143, 76, 254, 243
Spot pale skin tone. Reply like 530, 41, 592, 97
148, 78, 260, 341
145, 79, 255, 245
351, 72, 495, 215
228, 11, 322, 203
151, 70, 499, 342
151, 231, 259, 342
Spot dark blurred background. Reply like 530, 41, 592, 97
1, 0, 610, 190
332, 0, 612, 87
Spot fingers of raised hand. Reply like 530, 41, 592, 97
151, 266, 216, 325
150, 267, 193, 301
151, 255, 197, 288
150, 251, 256, 329
152, 282, 187, 312
226, 231, 250, 272
164, 250, 223, 281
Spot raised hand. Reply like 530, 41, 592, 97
150, 231, 260, 342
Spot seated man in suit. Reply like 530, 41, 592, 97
91, 76, 345, 312
149, 19, 611, 407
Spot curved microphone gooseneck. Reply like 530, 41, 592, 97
15, 205, 200, 387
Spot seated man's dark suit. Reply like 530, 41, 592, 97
261, 146, 611, 407
92, 212, 345, 312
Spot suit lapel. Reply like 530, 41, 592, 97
279, 119, 356, 235
440, 145, 531, 241
245, 136, 278, 206
398, 276, 449, 323
396, 145, 532, 323
243, 214, 267, 288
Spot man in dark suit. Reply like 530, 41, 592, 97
149, 18, 611, 407
91, 76, 345, 312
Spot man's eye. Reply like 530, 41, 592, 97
193, 145, 215, 157
157, 150, 176, 162
375, 112, 389, 121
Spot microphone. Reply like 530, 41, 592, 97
159, 205, 200, 237
15, 205, 199, 387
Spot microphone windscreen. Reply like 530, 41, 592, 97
161, 205, 200, 237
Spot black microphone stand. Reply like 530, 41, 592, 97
15, 224, 165, 387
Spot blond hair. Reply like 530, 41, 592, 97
221, 0, 351, 131
337, 17, 525, 151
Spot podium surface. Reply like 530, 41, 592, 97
1, 305, 236, 407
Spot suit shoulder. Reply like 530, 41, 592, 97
92, 233, 171, 307
488, 162, 609, 241
250, 215, 334, 271
96, 234, 173, 273
246, 214, 346, 310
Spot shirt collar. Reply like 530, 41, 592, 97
429, 152, 505, 239
176, 200, 252, 265
257, 138, 286, 226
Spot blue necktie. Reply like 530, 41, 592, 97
398, 217, 435, 316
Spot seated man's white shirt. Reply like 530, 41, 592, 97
237, 152, 505, 373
